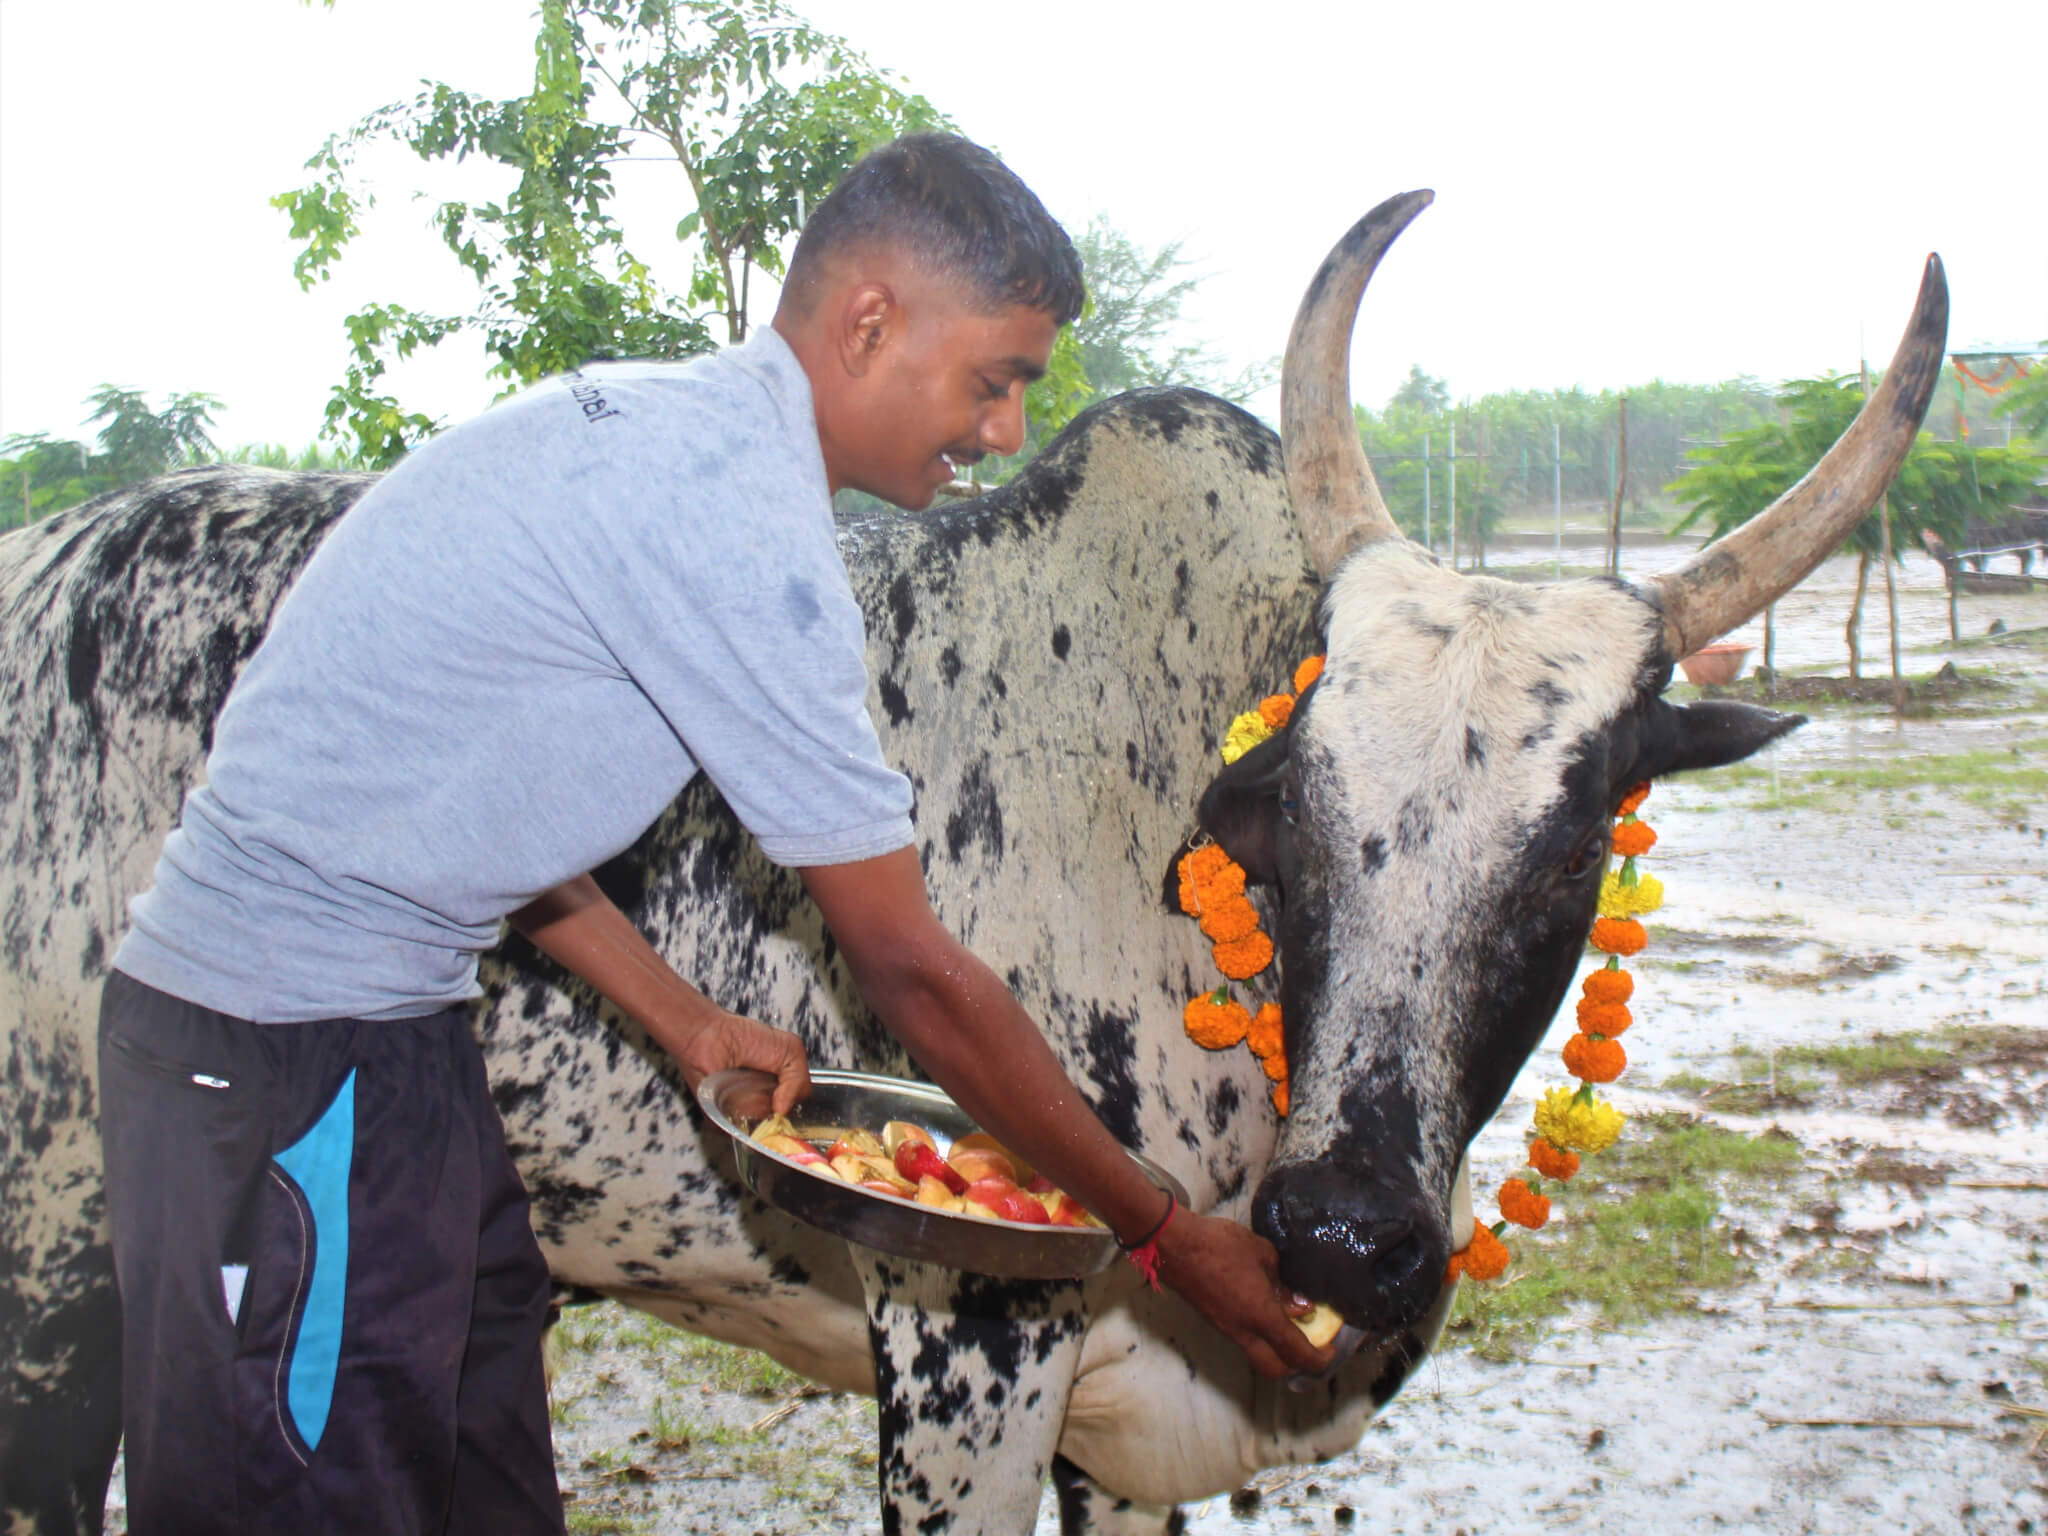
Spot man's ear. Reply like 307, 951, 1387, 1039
839, 281, 895, 378
1196, 731, 1290, 886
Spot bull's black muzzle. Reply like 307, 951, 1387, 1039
1252, 1160, 1447, 1337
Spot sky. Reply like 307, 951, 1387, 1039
3, 0, 2043, 452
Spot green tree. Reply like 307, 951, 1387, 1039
1390, 365, 1448, 416
1, 386, 223, 528
961, 220, 1273, 490
1993, 348, 2048, 446
277, 0, 948, 466
1669, 375, 2040, 675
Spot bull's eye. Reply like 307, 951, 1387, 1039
1279, 774, 1300, 826
1563, 831, 1606, 881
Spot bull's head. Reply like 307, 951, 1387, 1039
1204, 191, 1946, 1346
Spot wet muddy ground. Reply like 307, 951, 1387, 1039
105, 550, 2048, 1534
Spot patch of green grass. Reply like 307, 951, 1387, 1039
1661, 1057, 1818, 1113
1705, 739, 2048, 819
1444, 1115, 1801, 1362
565, 1512, 653, 1536
1736, 1023, 2048, 1087
665, 1334, 805, 1397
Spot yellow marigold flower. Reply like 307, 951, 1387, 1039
1533, 1086, 1625, 1154
1220, 711, 1272, 764
1293, 655, 1326, 693
1597, 869, 1664, 919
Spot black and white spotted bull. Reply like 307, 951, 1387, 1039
0, 192, 1945, 1533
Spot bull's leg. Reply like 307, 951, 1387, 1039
2, 1018, 124, 1536
1050, 1455, 1183, 1536
852, 1248, 1087, 1535
0, 1266, 124, 1535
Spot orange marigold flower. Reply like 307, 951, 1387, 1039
1576, 999, 1633, 1037
1246, 1002, 1284, 1059
1182, 992, 1251, 1050
1258, 693, 1295, 731
1213, 930, 1275, 979
1589, 917, 1647, 956
1262, 1051, 1289, 1082
1197, 896, 1262, 944
1446, 1220, 1510, 1283
1562, 1033, 1627, 1084
1271, 1079, 1290, 1116
1293, 655, 1326, 693
1612, 820, 1657, 858
1498, 1177, 1551, 1230
1617, 782, 1651, 816
1581, 967, 1634, 1005
1177, 846, 1245, 915
1528, 1138, 1580, 1181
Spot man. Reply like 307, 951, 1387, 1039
99, 133, 1328, 1535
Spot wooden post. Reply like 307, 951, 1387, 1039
1862, 361, 1904, 683
1606, 396, 1628, 577
1846, 550, 1869, 680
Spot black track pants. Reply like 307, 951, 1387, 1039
97, 971, 566, 1536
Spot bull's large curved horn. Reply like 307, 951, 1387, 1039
1651, 256, 1948, 659
1282, 190, 1435, 578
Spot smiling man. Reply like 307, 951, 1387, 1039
97, 133, 1326, 1535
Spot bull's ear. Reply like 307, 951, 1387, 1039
1661, 699, 1805, 775
1196, 730, 1290, 885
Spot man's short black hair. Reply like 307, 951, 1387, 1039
787, 133, 1085, 326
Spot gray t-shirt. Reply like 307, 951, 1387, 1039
116, 329, 914, 1023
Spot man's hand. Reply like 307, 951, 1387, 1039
1154, 1208, 1333, 1380
508, 873, 811, 1114
667, 1008, 811, 1115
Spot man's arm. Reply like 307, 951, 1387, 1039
506, 874, 810, 1114
802, 846, 1330, 1380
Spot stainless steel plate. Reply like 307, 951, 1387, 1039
699, 1067, 1187, 1281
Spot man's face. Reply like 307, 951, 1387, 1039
831, 282, 1059, 510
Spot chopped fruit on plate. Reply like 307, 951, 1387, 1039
894, 1139, 968, 1193
749, 1118, 1096, 1227
882, 1121, 937, 1156
948, 1133, 1033, 1185
1288, 1301, 1344, 1348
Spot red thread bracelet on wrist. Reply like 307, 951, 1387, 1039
1118, 1189, 1177, 1291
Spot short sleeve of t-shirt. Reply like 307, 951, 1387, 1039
525, 343, 913, 869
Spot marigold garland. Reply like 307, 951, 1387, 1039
1447, 782, 1665, 1284
1527, 1138, 1579, 1181
1178, 657, 1325, 1115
